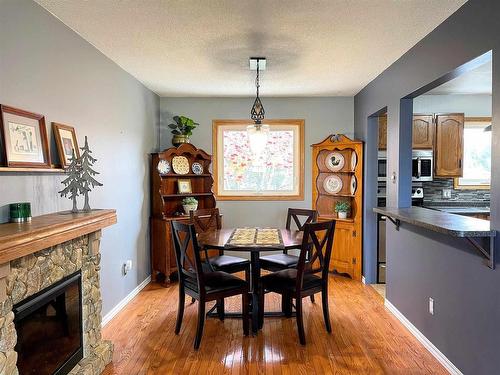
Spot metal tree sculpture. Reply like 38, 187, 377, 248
59, 150, 83, 213
79, 136, 103, 212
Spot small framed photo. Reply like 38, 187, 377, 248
0, 105, 50, 168
177, 179, 192, 194
52, 122, 80, 168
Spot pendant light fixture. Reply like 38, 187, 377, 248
247, 57, 270, 155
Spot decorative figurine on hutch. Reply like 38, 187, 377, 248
59, 136, 102, 212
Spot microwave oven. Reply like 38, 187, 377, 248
378, 150, 433, 182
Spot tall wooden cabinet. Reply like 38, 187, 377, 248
312, 135, 363, 281
150, 143, 216, 284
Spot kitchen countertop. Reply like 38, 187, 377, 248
424, 205, 490, 215
373, 206, 495, 237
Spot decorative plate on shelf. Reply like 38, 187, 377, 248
351, 151, 358, 171
325, 152, 345, 172
323, 175, 343, 194
172, 156, 190, 174
350, 175, 357, 195
191, 162, 204, 175
157, 159, 170, 175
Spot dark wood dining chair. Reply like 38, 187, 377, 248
260, 208, 318, 304
190, 208, 250, 277
190, 208, 250, 318
171, 221, 249, 349
259, 208, 318, 272
258, 220, 335, 345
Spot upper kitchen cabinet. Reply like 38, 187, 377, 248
434, 113, 464, 177
378, 114, 435, 150
378, 115, 387, 150
412, 114, 434, 149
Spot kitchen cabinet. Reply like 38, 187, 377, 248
378, 114, 434, 150
378, 115, 387, 150
412, 114, 434, 149
435, 114, 464, 177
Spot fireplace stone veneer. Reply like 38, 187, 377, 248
0, 210, 116, 375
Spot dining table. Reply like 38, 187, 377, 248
197, 228, 303, 334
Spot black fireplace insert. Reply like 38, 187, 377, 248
13, 271, 83, 375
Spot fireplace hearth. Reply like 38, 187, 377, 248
14, 271, 83, 375
0, 210, 117, 374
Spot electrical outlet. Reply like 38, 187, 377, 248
442, 189, 452, 199
122, 260, 133, 276
429, 297, 434, 315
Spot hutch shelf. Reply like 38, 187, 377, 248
150, 143, 216, 285
312, 134, 363, 281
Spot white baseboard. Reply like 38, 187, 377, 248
384, 299, 463, 375
101, 276, 151, 327
361, 276, 366, 284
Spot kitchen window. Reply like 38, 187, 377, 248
212, 119, 304, 200
454, 117, 491, 189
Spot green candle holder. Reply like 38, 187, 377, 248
10, 202, 31, 223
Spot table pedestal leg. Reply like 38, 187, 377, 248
250, 251, 260, 334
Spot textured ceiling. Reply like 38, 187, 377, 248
427, 60, 492, 95
36, 0, 467, 97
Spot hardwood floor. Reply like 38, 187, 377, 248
102, 275, 446, 374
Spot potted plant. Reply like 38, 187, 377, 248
335, 201, 350, 219
182, 197, 198, 214
168, 115, 199, 146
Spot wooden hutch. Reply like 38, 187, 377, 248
150, 143, 216, 284
311, 134, 363, 281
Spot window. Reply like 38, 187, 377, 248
213, 119, 304, 200
455, 118, 491, 189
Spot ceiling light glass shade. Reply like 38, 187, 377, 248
246, 124, 270, 155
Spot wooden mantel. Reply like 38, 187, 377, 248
0, 209, 117, 264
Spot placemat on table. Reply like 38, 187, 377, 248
225, 228, 284, 248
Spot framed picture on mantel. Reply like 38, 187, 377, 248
52, 122, 80, 168
0, 105, 51, 168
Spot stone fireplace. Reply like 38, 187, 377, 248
0, 210, 116, 375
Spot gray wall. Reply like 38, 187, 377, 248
160, 97, 353, 228
354, 0, 500, 373
0, 0, 159, 316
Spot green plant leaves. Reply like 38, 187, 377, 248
169, 115, 198, 135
